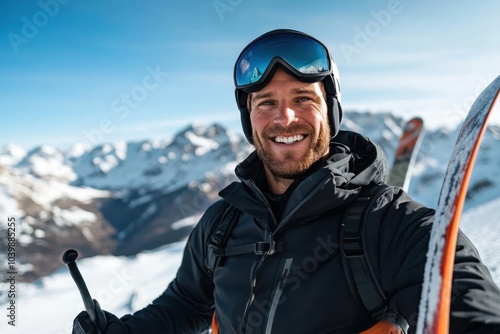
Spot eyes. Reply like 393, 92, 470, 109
255, 96, 313, 109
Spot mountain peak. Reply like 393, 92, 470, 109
174, 122, 231, 140
0, 143, 27, 166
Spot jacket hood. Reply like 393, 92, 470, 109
328, 130, 388, 187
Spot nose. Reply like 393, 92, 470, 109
274, 102, 298, 127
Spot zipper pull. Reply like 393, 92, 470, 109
279, 268, 289, 290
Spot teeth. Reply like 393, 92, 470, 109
274, 135, 304, 144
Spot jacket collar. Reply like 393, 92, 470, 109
219, 130, 388, 226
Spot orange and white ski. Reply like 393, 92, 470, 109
417, 75, 500, 334
388, 117, 424, 191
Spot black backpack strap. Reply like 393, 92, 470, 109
340, 184, 409, 333
207, 203, 241, 275
207, 203, 284, 275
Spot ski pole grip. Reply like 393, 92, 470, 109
63, 249, 102, 334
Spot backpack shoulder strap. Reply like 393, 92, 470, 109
207, 203, 241, 275
340, 184, 409, 333
207, 202, 284, 275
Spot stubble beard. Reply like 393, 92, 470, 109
253, 123, 331, 179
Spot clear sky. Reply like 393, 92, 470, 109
1, 0, 499, 150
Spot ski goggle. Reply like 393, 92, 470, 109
234, 31, 333, 93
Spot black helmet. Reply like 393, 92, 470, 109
234, 29, 342, 144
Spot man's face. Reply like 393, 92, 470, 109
249, 68, 330, 179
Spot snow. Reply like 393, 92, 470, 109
34, 229, 46, 238
0, 241, 186, 334
66, 142, 92, 159
0, 144, 26, 166
17, 145, 77, 181
1, 197, 499, 334
171, 214, 202, 230
461, 198, 500, 284
52, 206, 97, 227
128, 194, 154, 208
184, 131, 220, 156
0, 163, 108, 224
0, 183, 22, 219
28, 180, 110, 210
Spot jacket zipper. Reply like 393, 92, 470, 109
239, 178, 330, 333
264, 258, 293, 334
239, 180, 279, 333
239, 253, 269, 334
247, 179, 279, 228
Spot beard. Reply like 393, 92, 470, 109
253, 122, 331, 179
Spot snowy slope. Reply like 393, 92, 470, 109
0, 199, 498, 334
461, 198, 500, 285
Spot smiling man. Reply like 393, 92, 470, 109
73, 29, 500, 334
249, 68, 331, 193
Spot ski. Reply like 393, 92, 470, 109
387, 117, 424, 191
416, 75, 500, 334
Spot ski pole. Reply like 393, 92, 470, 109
63, 249, 106, 334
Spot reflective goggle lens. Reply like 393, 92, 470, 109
234, 33, 331, 89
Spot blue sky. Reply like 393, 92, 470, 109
1, 0, 499, 150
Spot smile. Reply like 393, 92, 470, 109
274, 135, 305, 144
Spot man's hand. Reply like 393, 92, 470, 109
72, 308, 130, 334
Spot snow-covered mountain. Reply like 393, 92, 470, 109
0, 123, 252, 282
1, 112, 499, 285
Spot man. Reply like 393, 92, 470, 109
73, 29, 500, 333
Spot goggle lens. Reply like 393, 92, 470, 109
234, 33, 331, 90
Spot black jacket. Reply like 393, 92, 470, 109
123, 131, 500, 333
